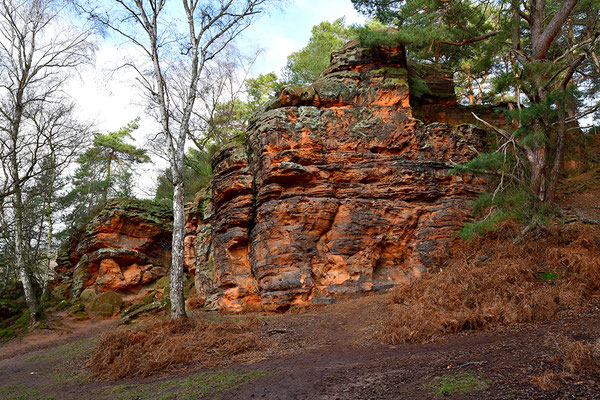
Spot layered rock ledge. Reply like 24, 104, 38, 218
54, 199, 172, 301
55, 41, 498, 313
194, 41, 491, 312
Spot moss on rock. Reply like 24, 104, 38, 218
68, 302, 85, 315
52, 281, 72, 301
89, 198, 173, 232
80, 288, 96, 304
70, 254, 89, 301
55, 300, 71, 311
120, 300, 168, 324
89, 291, 123, 317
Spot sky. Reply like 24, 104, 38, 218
66, 0, 366, 198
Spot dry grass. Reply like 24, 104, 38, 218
530, 371, 569, 390
379, 222, 600, 344
186, 295, 205, 310
555, 335, 597, 374
88, 315, 264, 379
532, 335, 599, 390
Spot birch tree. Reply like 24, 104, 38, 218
0, 0, 94, 324
82, 0, 277, 319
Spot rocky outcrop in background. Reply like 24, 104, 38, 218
54, 199, 172, 302
56, 41, 500, 314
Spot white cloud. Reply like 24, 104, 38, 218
244, 0, 366, 76
66, 0, 366, 198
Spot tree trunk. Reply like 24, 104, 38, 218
10, 82, 40, 325
169, 149, 187, 319
13, 188, 40, 325
526, 145, 547, 201
545, 106, 567, 202
41, 158, 56, 302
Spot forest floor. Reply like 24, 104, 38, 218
1, 292, 600, 400
2, 163, 600, 399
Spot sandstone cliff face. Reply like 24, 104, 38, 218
55, 42, 494, 313
195, 41, 489, 312
54, 199, 172, 300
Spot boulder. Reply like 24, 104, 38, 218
89, 291, 123, 317
80, 288, 96, 304
53, 199, 172, 300
68, 302, 85, 315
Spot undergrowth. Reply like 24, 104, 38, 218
531, 335, 600, 390
88, 315, 265, 379
0, 309, 30, 342
457, 189, 555, 240
379, 222, 600, 344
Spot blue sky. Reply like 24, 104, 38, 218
243, 0, 365, 76
66, 0, 366, 197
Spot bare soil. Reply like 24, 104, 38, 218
1, 292, 600, 399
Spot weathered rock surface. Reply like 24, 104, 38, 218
54, 41, 497, 314
54, 199, 172, 300
193, 40, 491, 312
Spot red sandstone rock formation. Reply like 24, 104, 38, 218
193, 41, 490, 312
54, 199, 172, 300
55, 41, 497, 313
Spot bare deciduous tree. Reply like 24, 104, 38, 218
0, 0, 94, 324
82, 0, 277, 319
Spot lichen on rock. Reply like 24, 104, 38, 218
89, 291, 123, 317
53, 198, 173, 303
54, 41, 498, 315
189, 40, 493, 312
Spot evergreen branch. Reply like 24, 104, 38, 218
439, 30, 503, 47
511, 49, 529, 63
553, 38, 593, 63
517, 9, 531, 24
448, 162, 523, 183
471, 112, 511, 140
560, 102, 600, 125
560, 54, 586, 90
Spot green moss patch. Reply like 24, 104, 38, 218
89, 291, 122, 317
55, 300, 71, 311
104, 369, 270, 400
51, 281, 71, 300
67, 302, 85, 315
91, 198, 173, 231
0, 309, 30, 342
423, 372, 490, 396
80, 288, 96, 304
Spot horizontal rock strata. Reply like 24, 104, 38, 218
198, 41, 489, 312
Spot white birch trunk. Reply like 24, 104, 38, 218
169, 133, 187, 319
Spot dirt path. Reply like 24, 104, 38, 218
0, 313, 118, 361
1, 294, 599, 399
214, 297, 600, 400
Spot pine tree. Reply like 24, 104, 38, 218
353, 0, 600, 206
62, 119, 149, 231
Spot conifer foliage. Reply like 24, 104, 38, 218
62, 119, 149, 233
353, 0, 600, 213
